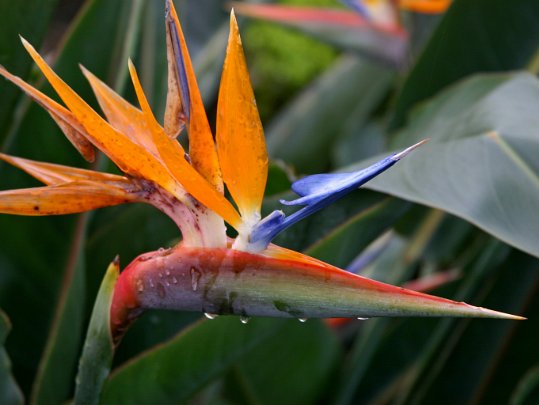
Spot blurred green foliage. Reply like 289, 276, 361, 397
244, 0, 340, 120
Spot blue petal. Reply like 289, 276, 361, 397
166, 0, 191, 122
250, 140, 428, 250
249, 210, 285, 251
281, 155, 397, 207
341, 0, 371, 19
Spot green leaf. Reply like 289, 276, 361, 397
101, 318, 288, 404
362, 72, 539, 258
74, 259, 118, 405
228, 320, 341, 405
29, 218, 86, 405
305, 197, 410, 268
267, 55, 394, 173
391, 0, 539, 129
0, 310, 24, 405
0, 0, 58, 145
511, 365, 539, 405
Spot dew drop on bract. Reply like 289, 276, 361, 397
240, 315, 250, 324
204, 313, 218, 320
171, 276, 178, 284
191, 267, 201, 291
136, 279, 144, 292
357, 317, 370, 320
298, 318, 308, 323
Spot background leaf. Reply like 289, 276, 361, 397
0, 310, 24, 405
102, 318, 288, 404
364, 73, 539, 258
0, 0, 58, 146
391, 0, 539, 129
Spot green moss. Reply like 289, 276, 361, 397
243, 0, 342, 121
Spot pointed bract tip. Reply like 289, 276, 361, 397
127, 59, 138, 80
78, 63, 92, 77
468, 304, 525, 320
229, 8, 239, 32
19, 35, 31, 49
392, 138, 430, 161
165, 0, 174, 19
112, 254, 120, 268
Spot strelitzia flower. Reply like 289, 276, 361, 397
232, 0, 452, 66
0, 0, 521, 343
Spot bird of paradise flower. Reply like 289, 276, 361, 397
232, 0, 452, 66
0, 0, 522, 353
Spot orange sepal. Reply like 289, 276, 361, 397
0, 153, 133, 188
166, 0, 223, 191
20, 37, 179, 196
127, 61, 242, 229
0, 182, 136, 216
0, 65, 95, 162
399, 0, 451, 14
80, 66, 158, 155
217, 11, 268, 222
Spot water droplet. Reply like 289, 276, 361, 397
204, 313, 218, 320
157, 283, 166, 298
165, 269, 171, 276
240, 316, 250, 324
171, 276, 178, 284
158, 247, 165, 253
298, 318, 308, 323
149, 279, 155, 288
158, 272, 164, 278
138, 254, 151, 262
191, 267, 201, 291
357, 317, 370, 321
136, 279, 144, 292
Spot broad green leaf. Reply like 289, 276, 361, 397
511, 365, 539, 405
0, 0, 58, 145
305, 197, 410, 268
74, 259, 118, 405
29, 218, 86, 405
0, 310, 24, 405
391, 0, 539, 129
332, 120, 386, 168
362, 73, 539, 258
228, 320, 341, 405
267, 55, 394, 173
101, 318, 288, 404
